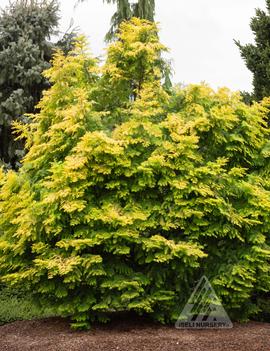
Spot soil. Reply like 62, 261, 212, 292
0, 316, 269, 351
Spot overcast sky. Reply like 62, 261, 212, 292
0, 0, 267, 91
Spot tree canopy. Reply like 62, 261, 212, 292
236, 0, 270, 102
0, 0, 74, 169
77, 0, 155, 41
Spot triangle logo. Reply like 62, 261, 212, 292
175, 276, 233, 329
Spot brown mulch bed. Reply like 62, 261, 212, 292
0, 316, 269, 351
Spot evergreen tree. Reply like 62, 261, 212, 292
106, 0, 155, 41
104, 0, 132, 41
0, 19, 270, 330
133, 0, 155, 21
0, 0, 69, 168
77, 0, 155, 41
236, 0, 270, 101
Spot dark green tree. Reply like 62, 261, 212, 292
104, 0, 132, 41
236, 0, 270, 101
77, 0, 155, 41
133, 0, 155, 21
0, 0, 71, 168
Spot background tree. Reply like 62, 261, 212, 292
132, 0, 155, 21
104, 0, 132, 41
107, 0, 155, 41
0, 0, 74, 169
236, 0, 270, 102
77, 0, 155, 41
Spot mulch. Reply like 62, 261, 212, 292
0, 316, 269, 351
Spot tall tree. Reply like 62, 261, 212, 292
0, 0, 71, 168
236, 0, 270, 101
77, 0, 155, 41
133, 0, 155, 21
105, 0, 132, 41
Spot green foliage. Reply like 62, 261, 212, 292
106, 0, 155, 41
236, 0, 270, 101
0, 286, 55, 325
104, 0, 132, 42
0, 19, 270, 329
133, 0, 155, 21
77, 0, 155, 41
0, 0, 74, 169
257, 295, 270, 322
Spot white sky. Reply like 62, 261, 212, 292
0, 0, 267, 92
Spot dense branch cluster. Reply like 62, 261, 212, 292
0, 19, 269, 329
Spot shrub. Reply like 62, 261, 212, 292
0, 19, 269, 329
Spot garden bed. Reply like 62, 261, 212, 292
0, 317, 269, 351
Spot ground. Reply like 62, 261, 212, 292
0, 317, 269, 351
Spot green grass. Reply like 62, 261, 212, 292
0, 286, 55, 325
